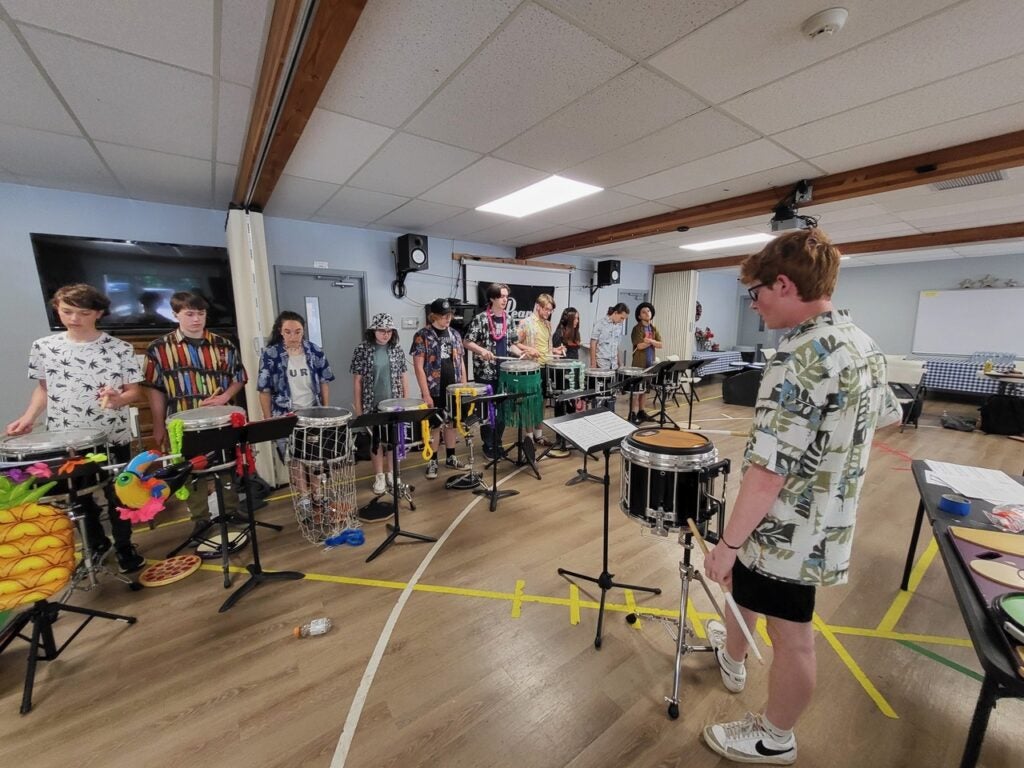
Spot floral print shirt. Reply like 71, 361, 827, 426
257, 340, 335, 416
590, 315, 624, 369
349, 341, 407, 413
739, 310, 902, 587
409, 325, 464, 397
464, 310, 516, 381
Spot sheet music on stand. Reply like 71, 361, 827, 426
544, 408, 636, 453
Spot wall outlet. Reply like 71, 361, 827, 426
402, 316, 418, 329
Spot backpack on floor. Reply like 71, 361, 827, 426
979, 395, 1024, 435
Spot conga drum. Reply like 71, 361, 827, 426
619, 428, 730, 536
498, 360, 543, 428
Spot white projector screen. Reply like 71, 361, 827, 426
912, 287, 1024, 357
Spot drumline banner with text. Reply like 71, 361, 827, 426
475, 283, 555, 325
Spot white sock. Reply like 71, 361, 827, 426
761, 714, 793, 743
721, 648, 745, 671
534, 429, 543, 439
375, 472, 385, 482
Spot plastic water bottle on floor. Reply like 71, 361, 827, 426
293, 617, 331, 638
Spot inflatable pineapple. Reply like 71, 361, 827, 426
0, 477, 75, 611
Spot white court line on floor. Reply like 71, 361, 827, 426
330, 466, 528, 768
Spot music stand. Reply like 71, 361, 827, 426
483, 392, 541, 480
664, 359, 704, 428
352, 408, 440, 562
545, 408, 661, 649
465, 392, 521, 512
220, 415, 305, 613
558, 389, 606, 487
647, 360, 698, 429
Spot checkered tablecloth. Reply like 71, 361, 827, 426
920, 358, 1021, 396
693, 350, 743, 376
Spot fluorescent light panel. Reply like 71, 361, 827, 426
476, 175, 603, 218
680, 233, 775, 252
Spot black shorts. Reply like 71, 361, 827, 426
731, 559, 816, 623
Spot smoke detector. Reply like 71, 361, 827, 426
801, 7, 848, 38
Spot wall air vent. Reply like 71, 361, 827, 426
931, 171, 1005, 191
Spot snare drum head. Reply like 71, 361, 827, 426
294, 406, 352, 427
0, 428, 107, 457
500, 360, 540, 373
586, 368, 614, 378
627, 428, 711, 455
379, 398, 426, 412
446, 383, 490, 396
618, 367, 645, 377
545, 360, 578, 370
174, 405, 245, 429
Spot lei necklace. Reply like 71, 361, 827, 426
486, 308, 506, 341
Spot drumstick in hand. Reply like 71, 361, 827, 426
687, 518, 765, 664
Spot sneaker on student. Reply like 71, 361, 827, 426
372, 473, 387, 495
89, 537, 112, 567
445, 455, 467, 470
702, 712, 797, 765
707, 619, 746, 693
115, 544, 146, 574
358, 501, 394, 524
425, 459, 439, 479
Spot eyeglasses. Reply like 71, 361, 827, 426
747, 282, 771, 302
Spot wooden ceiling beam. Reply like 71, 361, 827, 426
232, 0, 367, 208
652, 221, 1024, 274
517, 129, 1024, 260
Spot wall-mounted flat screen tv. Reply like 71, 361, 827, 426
31, 233, 236, 333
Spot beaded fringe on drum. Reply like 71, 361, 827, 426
287, 427, 357, 543
499, 373, 543, 428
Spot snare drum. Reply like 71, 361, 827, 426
617, 366, 649, 393
586, 368, 616, 394
499, 360, 543, 428
378, 397, 428, 459
446, 383, 491, 432
289, 407, 352, 463
171, 405, 245, 465
0, 429, 110, 497
619, 428, 729, 534
544, 359, 585, 394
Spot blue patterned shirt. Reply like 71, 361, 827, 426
257, 340, 335, 416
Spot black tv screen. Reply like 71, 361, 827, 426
31, 233, 236, 333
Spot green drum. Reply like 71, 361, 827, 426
498, 360, 543, 428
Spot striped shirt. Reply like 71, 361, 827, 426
143, 329, 247, 415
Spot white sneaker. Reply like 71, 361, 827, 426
703, 713, 797, 765
707, 619, 746, 693
371, 473, 386, 495
425, 459, 439, 479
445, 455, 467, 470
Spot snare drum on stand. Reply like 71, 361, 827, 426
445, 382, 491, 435
378, 398, 430, 462
617, 366, 649, 393
287, 406, 356, 542
498, 360, 543, 428
544, 360, 584, 396
172, 406, 246, 467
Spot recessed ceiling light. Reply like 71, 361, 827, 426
680, 233, 775, 252
476, 175, 603, 218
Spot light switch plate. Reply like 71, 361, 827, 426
402, 317, 418, 329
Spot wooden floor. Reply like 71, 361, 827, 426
1, 384, 1021, 768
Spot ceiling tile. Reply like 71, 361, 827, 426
495, 224, 586, 247
567, 200, 677, 230
0, 123, 121, 194
545, 0, 744, 60
493, 66, 706, 172
263, 174, 341, 219
827, 221, 921, 241
347, 133, 480, 198
531, 190, 652, 226
652, 160, 821, 211
319, 0, 518, 127
220, 0, 272, 85
568, 108, 759, 188
424, 209, 511, 239
857, 248, 963, 265
406, 3, 632, 152
0, 22, 79, 135
955, 241, 1024, 258
23, 27, 213, 159
723, 0, 1024, 134
282, 109, 393, 185
96, 142, 212, 207
420, 157, 547, 209
8, 0, 215, 74
650, 0, 955, 104
216, 82, 250, 165
774, 54, 1024, 158
373, 198, 466, 230
617, 139, 800, 200
315, 186, 409, 226
214, 162, 235, 208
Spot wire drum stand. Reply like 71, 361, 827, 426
619, 427, 730, 719
287, 407, 359, 542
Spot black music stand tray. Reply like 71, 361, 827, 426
483, 392, 541, 480
352, 409, 440, 562
647, 360, 697, 429
546, 408, 661, 649
466, 392, 521, 512
220, 415, 304, 612
559, 388, 605, 487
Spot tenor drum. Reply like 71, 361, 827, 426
544, 359, 585, 394
498, 360, 543, 428
585, 368, 616, 394
289, 406, 352, 463
619, 428, 729, 535
446, 383, 491, 430
172, 405, 245, 466
617, 366, 649, 394
0, 428, 110, 497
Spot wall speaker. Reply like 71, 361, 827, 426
597, 259, 620, 287
397, 234, 428, 272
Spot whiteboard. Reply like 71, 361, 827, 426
912, 287, 1024, 356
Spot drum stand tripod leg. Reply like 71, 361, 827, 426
366, 444, 436, 563
654, 383, 679, 430
473, 416, 519, 512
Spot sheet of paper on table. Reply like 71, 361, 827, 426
925, 460, 1024, 505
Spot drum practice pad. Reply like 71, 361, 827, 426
138, 555, 201, 587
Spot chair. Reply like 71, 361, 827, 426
887, 359, 928, 432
